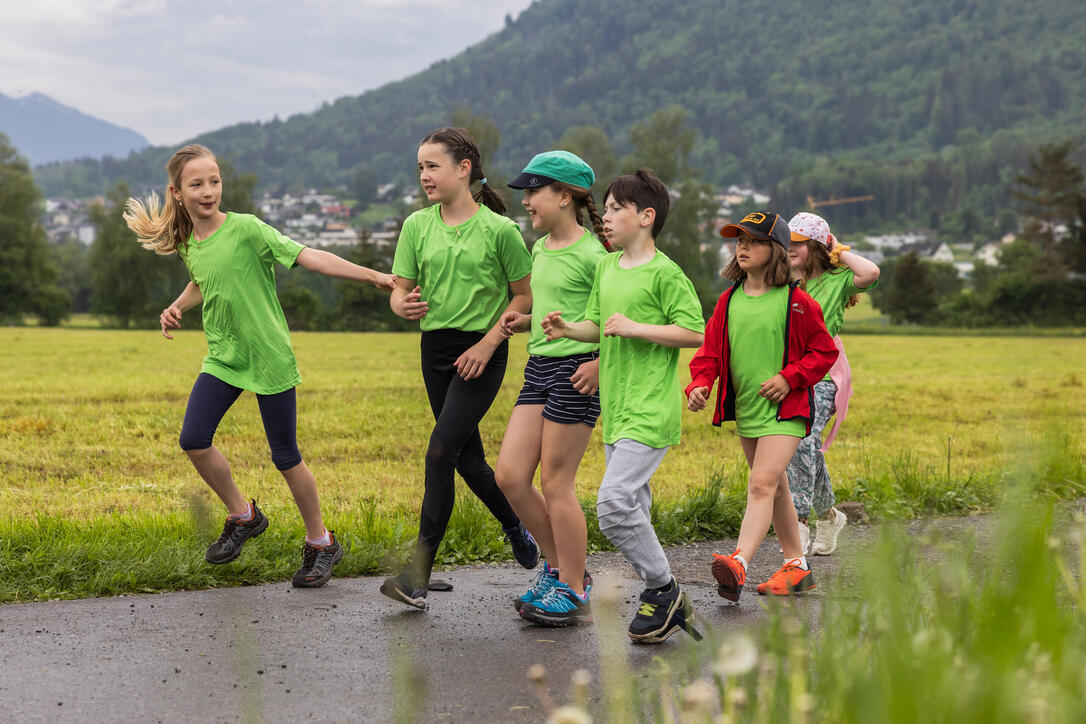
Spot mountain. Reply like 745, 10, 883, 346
0, 92, 149, 166
30, 0, 1086, 236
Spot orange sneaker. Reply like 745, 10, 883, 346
756, 560, 816, 596
711, 550, 746, 602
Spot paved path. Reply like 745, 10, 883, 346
0, 518, 986, 723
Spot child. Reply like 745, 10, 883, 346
381, 127, 538, 610
686, 211, 837, 600
124, 144, 396, 587
785, 212, 880, 555
542, 169, 705, 643
495, 151, 610, 626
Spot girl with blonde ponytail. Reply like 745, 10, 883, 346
494, 150, 610, 626
126, 144, 396, 588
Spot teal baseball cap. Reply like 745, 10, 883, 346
508, 150, 595, 190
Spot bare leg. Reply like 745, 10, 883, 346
185, 446, 247, 516
735, 435, 803, 564
539, 420, 594, 595
279, 461, 325, 539
494, 406, 551, 560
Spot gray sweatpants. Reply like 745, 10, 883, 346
596, 438, 672, 589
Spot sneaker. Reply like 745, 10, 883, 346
520, 582, 592, 627
291, 533, 344, 588
756, 560, 816, 596
503, 523, 540, 569
204, 500, 269, 564
380, 572, 428, 610
513, 561, 559, 612
810, 508, 848, 555
779, 520, 811, 555
711, 550, 746, 602
626, 581, 703, 644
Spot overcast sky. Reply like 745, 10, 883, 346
0, 0, 535, 146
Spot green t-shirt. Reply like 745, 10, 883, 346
584, 251, 704, 448
726, 284, 806, 439
803, 267, 876, 337
392, 204, 532, 333
178, 212, 303, 395
527, 229, 608, 357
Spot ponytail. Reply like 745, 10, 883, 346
553, 182, 612, 252
420, 127, 506, 215
123, 144, 215, 255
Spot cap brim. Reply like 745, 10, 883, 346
790, 231, 812, 242
720, 222, 769, 240
507, 172, 556, 190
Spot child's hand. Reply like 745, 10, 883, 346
603, 313, 638, 338
688, 386, 710, 412
499, 311, 530, 337
372, 272, 398, 291
570, 358, 599, 395
758, 374, 791, 403
160, 304, 183, 340
541, 311, 567, 340
454, 339, 496, 381
396, 285, 429, 321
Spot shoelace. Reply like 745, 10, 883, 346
536, 587, 579, 613
526, 568, 556, 598
637, 601, 657, 617
215, 518, 239, 544
301, 544, 320, 569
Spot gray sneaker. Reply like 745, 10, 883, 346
811, 508, 848, 555
205, 501, 268, 564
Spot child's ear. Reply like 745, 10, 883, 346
458, 158, 472, 179
640, 207, 656, 229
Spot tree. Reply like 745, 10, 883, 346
351, 163, 379, 212
88, 182, 187, 328
1013, 141, 1084, 262
0, 133, 70, 325
49, 237, 92, 313
885, 252, 937, 324
218, 157, 259, 216
554, 126, 616, 193
335, 232, 412, 332
450, 106, 501, 167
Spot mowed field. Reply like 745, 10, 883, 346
4, 327, 1084, 523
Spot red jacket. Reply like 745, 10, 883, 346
685, 282, 838, 433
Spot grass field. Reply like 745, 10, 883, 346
2, 327, 1084, 601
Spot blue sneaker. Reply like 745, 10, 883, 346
520, 581, 592, 627
513, 561, 559, 612
503, 523, 540, 569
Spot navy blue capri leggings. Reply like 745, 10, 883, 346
178, 373, 303, 471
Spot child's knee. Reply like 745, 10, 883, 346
271, 446, 302, 471
596, 497, 633, 539
179, 430, 211, 454
747, 472, 781, 498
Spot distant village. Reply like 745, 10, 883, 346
41, 184, 1019, 278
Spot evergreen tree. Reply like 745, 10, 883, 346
0, 133, 69, 325
886, 252, 937, 324
1013, 141, 1084, 263
555, 125, 616, 193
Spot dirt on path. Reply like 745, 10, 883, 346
0, 516, 993, 723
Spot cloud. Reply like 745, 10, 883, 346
0, 0, 533, 144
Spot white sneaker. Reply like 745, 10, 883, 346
779, 520, 810, 555
811, 508, 848, 555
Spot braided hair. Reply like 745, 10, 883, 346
420, 127, 506, 215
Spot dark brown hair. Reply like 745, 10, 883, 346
799, 240, 859, 307
420, 127, 505, 214
722, 239, 792, 286
550, 181, 612, 252
602, 168, 670, 239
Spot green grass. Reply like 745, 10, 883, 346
2, 328, 1084, 601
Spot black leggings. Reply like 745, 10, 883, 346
178, 373, 303, 471
411, 329, 520, 582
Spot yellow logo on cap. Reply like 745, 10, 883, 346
742, 212, 767, 224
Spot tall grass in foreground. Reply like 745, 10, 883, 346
531, 498, 1086, 723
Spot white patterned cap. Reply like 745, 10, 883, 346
788, 212, 831, 248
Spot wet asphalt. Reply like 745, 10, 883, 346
0, 517, 992, 723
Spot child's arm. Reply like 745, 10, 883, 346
603, 314, 703, 348
455, 276, 532, 380
569, 358, 599, 395
159, 282, 203, 340
830, 235, 880, 289
295, 248, 397, 290
542, 310, 601, 344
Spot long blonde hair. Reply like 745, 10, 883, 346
123, 144, 217, 255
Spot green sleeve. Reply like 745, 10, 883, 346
253, 216, 304, 269
660, 267, 704, 332
496, 221, 532, 282
584, 256, 605, 323
391, 215, 419, 280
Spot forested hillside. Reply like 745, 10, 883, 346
33, 0, 1086, 236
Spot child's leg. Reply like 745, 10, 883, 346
539, 419, 593, 594
495, 405, 551, 559
179, 373, 247, 515
596, 440, 670, 589
254, 388, 326, 540
735, 435, 802, 563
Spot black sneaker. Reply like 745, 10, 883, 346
205, 500, 269, 564
626, 580, 704, 644
380, 572, 428, 610
292, 532, 344, 588
503, 523, 540, 569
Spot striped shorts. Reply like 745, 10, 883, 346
514, 352, 601, 426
